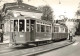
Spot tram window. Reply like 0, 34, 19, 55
46, 26, 51, 32
26, 20, 29, 32
19, 20, 24, 32
14, 20, 18, 31
60, 27, 65, 33
54, 26, 59, 32
41, 25, 45, 32
27, 20, 29, 23
37, 24, 40, 32
50, 26, 51, 32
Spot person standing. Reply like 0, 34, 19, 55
0, 24, 4, 42
69, 30, 73, 42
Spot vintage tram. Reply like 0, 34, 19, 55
53, 23, 68, 41
9, 16, 68, 45
1, 1, 69, 46
10, 16, 52, 45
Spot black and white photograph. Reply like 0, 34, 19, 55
0, 0, 80, 56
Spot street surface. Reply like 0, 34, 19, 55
37, 36, 80, 56
0, 38, 74, 56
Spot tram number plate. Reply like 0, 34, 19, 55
20, 35, 24, 37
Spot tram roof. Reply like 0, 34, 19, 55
54, 23, 67, 27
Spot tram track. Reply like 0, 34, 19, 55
0, 40, 75, 56
0, 41, 52, 54
0, 40, 54, 54
0, 44, 35, 54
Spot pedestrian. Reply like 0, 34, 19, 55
0, 24, 4, 42
69, 31, 73, 42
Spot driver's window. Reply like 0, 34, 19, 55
26, 20, 29, 32
19, 20, 25, 32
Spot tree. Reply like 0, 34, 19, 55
76, 10, 80, 16
38, 5, 53, 22
76, 2, 80, 18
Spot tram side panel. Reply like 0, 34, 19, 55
36, 32, 52, 41
53, 33, 68, 41
52, 24, 59, 40
35, 21, 52, 41
10, 32, 31, 44
14, 32, 31, 44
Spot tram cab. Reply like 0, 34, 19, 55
10, 16, 32, 44
10, 16, 52, 45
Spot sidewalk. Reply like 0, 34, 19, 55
0, 41, 9, 50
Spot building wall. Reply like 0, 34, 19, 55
7, 10, 43, 19
3, 20, 10, 43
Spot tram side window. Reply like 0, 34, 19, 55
14, 20, 18, 31
46, 26, 51, 32
60, 27, 65, 33
26, 20, 29, 32
54, 26, 59, 32
19, 20, 24, 32
37, 24, 40, 32
41, 25, 45, 32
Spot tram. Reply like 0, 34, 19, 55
1, 1, 68, 46
52, 23, 68, 41
9, 16, 68, 45
10, 16, 52, 45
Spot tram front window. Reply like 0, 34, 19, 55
41, 25, 45, 32
54, 26, 59, 32
19, 20, 24, 32
26, 20, 29, 32
46, 26, 51, 32
14, 20, 18, 31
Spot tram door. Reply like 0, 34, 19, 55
13, 20, 18, 43
30, 20, 36, 41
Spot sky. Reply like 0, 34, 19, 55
0, 0, 80, 20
